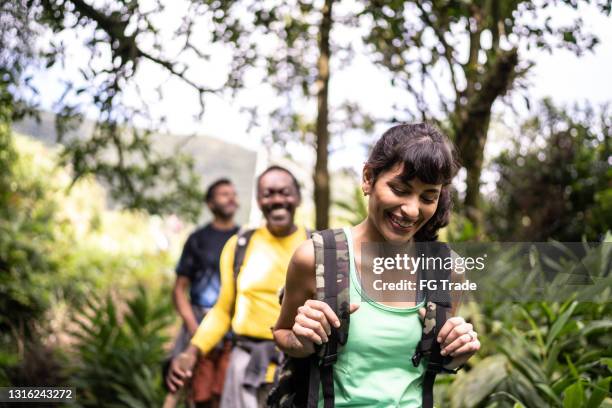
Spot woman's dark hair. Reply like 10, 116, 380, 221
365, 123, 460, 241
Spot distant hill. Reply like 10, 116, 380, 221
12, 111, 258, 225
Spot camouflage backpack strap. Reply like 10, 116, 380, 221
308, 228, 350, 408
412, 242, 455, 408
312, 228, 350, 344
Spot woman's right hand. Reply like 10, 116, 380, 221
292, 299, 359, 353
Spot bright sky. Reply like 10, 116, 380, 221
29, 1, 611, 182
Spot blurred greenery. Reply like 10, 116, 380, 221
486, 99, 611, 241
68, 286, 173, 408
439, 300, 612, 408
0, 130, 179, 390
333, 185, 368, 227
435, 237, 612, 407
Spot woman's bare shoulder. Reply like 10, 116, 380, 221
289, 239, 315, 274
286, 239, 315, 297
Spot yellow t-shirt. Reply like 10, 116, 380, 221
191, 225, 307, 354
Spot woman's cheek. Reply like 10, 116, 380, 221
422, 203, 438, 222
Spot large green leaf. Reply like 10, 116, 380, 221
563, 382, 585, 408
586, 377, 612, 408
546, 301, 578, 349
450, 355, 508, 408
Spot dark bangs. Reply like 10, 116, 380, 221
399, 138, 455, 186
366, 122, 458, 186
365, 123, 460, 242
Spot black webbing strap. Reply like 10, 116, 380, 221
231, 228, 255, 317
233, 229, 256, 280
307, 354, 321, 408
320, 229, 337, 408
422, 370, 437, 408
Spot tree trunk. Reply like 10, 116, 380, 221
455, 48, 518, 237
314, 0, 333, 230
459, 115, 490, 237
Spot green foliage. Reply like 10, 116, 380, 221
68, 285, 174, 408
1, 1, 207, 221
443, 300, 612, 408
0, 124, 58, 341
440, 237, 612, 407
494, 301, 610, 407
333, 184, 368, 226
445, 215, 479, 242
361, 0, 609, 234
487, 100, 611, 241
0, 132, 180, 387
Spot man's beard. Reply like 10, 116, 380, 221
211, 205, 235, 220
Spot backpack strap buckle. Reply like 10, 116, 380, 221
424, 359, 445, 373
411, 350, 423, 367
321, 353, 338, 367
426, 359, 463, 374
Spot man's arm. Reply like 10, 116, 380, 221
173, 276, 199, 335
173, 235, 199, 335
189, 234, 238, 354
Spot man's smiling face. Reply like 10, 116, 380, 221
257, 169, 300, 236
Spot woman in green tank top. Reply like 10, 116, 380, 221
274, 123, 480, 407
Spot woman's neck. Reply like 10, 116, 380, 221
353, 218, 382, 244
351, 219, 384, 278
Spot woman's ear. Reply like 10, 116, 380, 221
362, 166, 373, 196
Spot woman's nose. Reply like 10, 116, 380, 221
400, 196, 420, 220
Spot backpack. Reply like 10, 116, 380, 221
267, 228, 460, 408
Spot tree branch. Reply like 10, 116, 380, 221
414, 0, 460, 106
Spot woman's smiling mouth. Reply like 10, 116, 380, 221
386, 211, 418, 232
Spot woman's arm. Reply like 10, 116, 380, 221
273, 240, 342, 358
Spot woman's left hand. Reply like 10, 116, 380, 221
436, 315, 480, 368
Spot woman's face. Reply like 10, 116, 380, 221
363, 163, 442, 244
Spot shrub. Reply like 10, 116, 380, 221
68, 285, 174, 408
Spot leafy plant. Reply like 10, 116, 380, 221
487, 100, 611, 242
443, 300, 611, 408
68, 285, 174, 408
439, 236, 611, 407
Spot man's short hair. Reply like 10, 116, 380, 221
205, 178, 233, 203
256, 165, 301, 199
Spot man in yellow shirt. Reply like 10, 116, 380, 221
167, 165, 308, 408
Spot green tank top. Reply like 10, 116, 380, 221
319, 227, 426, 407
